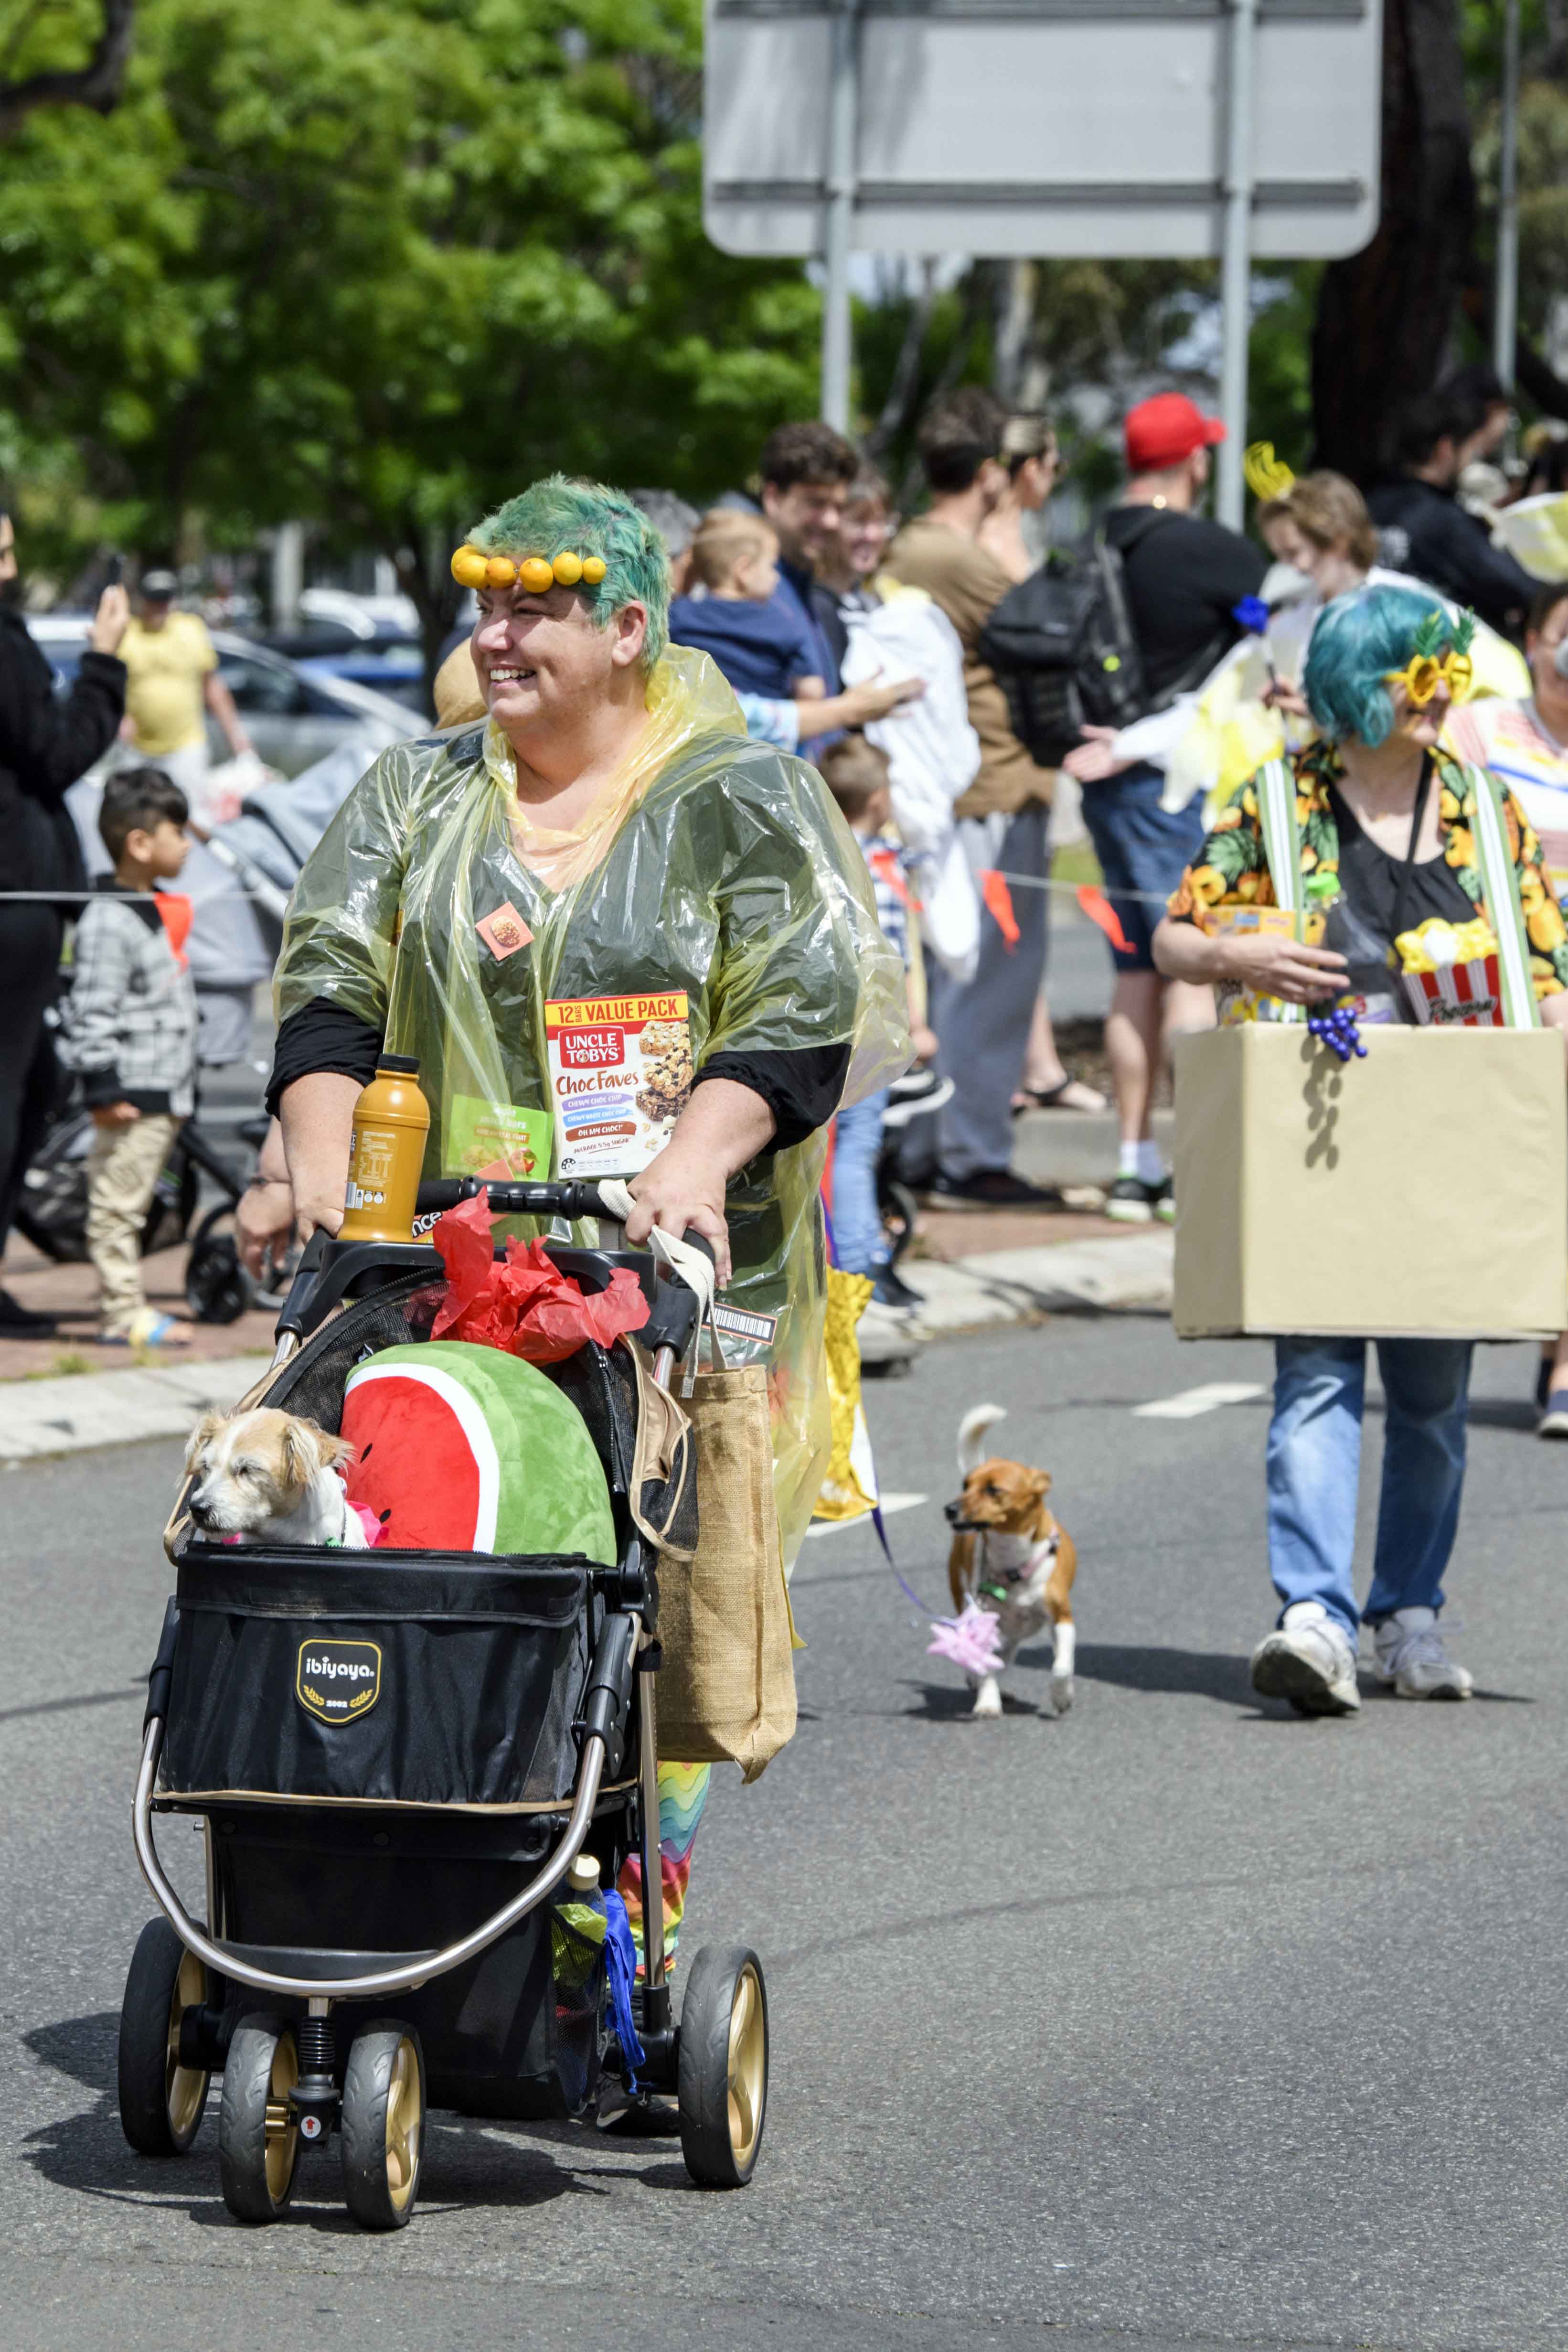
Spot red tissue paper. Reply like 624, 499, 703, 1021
429, 1193, 650, 1363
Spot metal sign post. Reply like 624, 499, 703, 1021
705, 0, 1383, 455
821, 0, 861, 431
1493, 0, 1521, 394
1217, 0, 1259, 529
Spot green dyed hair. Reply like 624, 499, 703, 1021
1304, 583, 1464, 747
469, 473, 670, 672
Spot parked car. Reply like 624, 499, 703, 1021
257, 620, 428, 716
27, 614, 423, 776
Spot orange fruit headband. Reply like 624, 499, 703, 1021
450, 544, 608, 593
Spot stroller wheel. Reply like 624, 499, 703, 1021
117, 1918, 210, 2156
341, 2022, 425, 2230
185, 1232, 254, 1325
677, 1945, 768, 2188
219, 2016, 301, 2223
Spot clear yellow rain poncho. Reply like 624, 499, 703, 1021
276, 640, 908, 1566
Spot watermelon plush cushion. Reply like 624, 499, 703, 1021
341, 1341, 616, 1564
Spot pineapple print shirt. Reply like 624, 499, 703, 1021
1167, 740, 1568, 1000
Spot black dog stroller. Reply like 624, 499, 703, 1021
117, 1178, 768, 2227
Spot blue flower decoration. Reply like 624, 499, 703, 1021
1232, 596, 1270, 635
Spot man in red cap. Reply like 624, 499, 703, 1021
1063, 389, 1265, 1223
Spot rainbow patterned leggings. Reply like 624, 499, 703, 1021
614, 1760, 712, 1975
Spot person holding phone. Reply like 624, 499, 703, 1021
0, 504, 129, 1327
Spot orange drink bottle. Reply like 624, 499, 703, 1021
339, 1056, 431, 1243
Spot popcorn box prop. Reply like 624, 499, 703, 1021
1395, 916, 1505, 1029
1400, 955, 1504, 1027
1173, 1024, 1568, 1339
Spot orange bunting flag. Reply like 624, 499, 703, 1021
978, 868, 1020, 950
1076, 883, 1133, 957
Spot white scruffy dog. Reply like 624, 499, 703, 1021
185, 1408, 369, 1548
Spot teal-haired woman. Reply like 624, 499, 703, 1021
236, 472, 907, 1970
1154, 582, 1568, 1717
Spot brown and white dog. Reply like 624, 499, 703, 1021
945, 1404, 1077, 1719
185, 1408, 368, 1547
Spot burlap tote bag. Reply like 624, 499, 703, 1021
654, 1361, 797, 1782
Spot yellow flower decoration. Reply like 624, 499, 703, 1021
1243, 442, 1295, 502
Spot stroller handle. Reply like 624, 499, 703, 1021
272, 1184, 717, 1347
416, 1177, 623, 1224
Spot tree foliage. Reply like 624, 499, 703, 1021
0, 0, 819, 654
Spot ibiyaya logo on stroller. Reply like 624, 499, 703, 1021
296, 1639, 381, 1724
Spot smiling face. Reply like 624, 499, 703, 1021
471, 580, 648, 742
842, 500, 892, 581
762, 475, 850, 571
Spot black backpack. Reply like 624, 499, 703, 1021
977, 510, 1226, 770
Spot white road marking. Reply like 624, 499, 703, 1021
806, 1490, 927, 1539
1133, 1381, 1267, 1420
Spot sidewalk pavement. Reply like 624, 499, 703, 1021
0, 1104, 1176, 1458
0, 1234, 277, 1381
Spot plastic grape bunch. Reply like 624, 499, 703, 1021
1307, 1004, 1367, 1063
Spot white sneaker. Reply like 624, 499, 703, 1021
1372, 1607, 1473, 1701
1251, 1600, 1361, 1716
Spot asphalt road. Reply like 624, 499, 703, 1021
6, 1314, 1568, 2351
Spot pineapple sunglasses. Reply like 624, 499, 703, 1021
1385, 610, 1478, 708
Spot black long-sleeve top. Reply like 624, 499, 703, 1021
0, 609, 127, 895
1366, 478, 1540, 642
267, 998, 852, 1153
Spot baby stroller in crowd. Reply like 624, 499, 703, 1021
17, 1079, 272, 1324
118, 1178, 769, 2228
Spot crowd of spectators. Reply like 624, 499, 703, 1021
5, 354, 1568, 1354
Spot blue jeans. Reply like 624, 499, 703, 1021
832, 1089, 890, 1275
1266, 1336, 1473, 1638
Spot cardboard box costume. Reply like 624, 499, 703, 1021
1174, 753, 1568, 1338
275, 646, 908, 1567
1173, 1024, 1568, 1338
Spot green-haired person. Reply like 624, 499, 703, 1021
238, 471, 907, 1560
237, 474, 907, 1982
1154, 582, 1568, 1716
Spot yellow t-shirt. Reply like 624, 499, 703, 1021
120, 611, 217, 756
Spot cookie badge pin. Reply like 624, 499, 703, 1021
477, 902, 533, 961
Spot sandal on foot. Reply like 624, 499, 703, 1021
1012, 1078, 1108, 1115
100, 1310, 194, 1351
